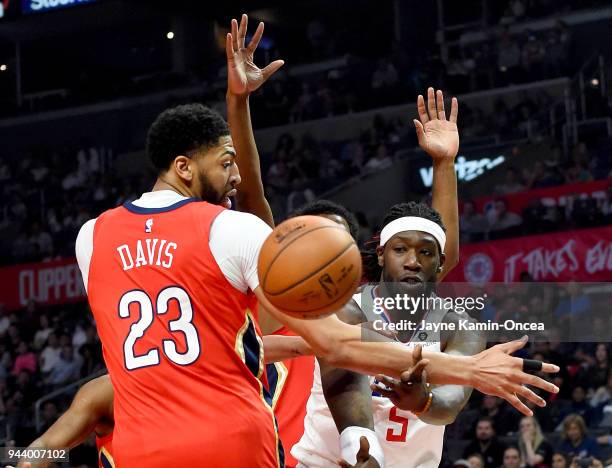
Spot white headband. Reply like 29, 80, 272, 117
379, 216, 446, 251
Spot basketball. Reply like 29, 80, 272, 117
257, 215, 362, 318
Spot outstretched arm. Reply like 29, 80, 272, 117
262, 334, 312, 363
254, 287, 559, 416
225, 14, 283, 228
17, 375, 114, 468
414, 88, 460, 280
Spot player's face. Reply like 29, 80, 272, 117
376, 230, 444, 292
193, 135, 241, 208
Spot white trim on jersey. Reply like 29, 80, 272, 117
74, 190, 272, 294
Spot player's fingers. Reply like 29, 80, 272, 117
513, 384, 546, 407
417, 95, 429, 123
427, 87, 437, 120
248, 22, 264, 53
515, 372, 559, 394
413, 119, 425, 142
262, 60, 285, 81
377, 374, 399, 388
541, 362, 560, 374
370, 383, 397, 399
231, 18, 239, 52
449, 97, 459, 123
356, 436, 371, 462
503, 390, 533, 416
238, 13, 248, 49
400, 359, 430, 383
225, 33, 235, 61
413, 344, 423, 362
496, 335, 528, 354
436, 90, 446, 120
338, 460, 351, 468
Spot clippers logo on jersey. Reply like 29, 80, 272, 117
145, 218, 153, 233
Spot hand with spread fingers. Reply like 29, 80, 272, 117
471, 336, 559, 416
414, 87, 459, 161
338, 437, 381, 468
371, 344, 432, 413
226, 14, 285, 97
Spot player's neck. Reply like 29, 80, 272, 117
152, 178, 195, 198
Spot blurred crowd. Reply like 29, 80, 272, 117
0, 301, 103, 449
460, 140, 612, 244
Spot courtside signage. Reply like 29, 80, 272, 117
419, 155, 506, 187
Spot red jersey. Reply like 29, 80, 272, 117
267, 327, 315, 468
96, 433, 114, 468
85, 199, 282, 467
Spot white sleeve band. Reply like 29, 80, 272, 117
209, 210, 272, 293
75, 218, 97, 294
339, 426, 385, 467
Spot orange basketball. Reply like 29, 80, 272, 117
258, 215, 362, 318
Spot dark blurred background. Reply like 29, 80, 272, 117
0, 0, 611, 466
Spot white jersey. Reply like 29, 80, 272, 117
292, 286, 447, 468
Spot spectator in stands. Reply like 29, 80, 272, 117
463, 417, 507, 468
501, 446, 521, 468
517, 416, 554, 467
495, 167, 525, 195
363, 143, 393, 173
521, 30, 545, 81
0, 305, 10, 335
487, 198, 523, 239
497, 29, 521, 85
452, 459, 471, 468
46, 344, 83, 387
552, 452, 570, 468
585, 344, 610, 391
12, 342, 37, 375
558, 386, 595, 426
371, 58, 399, 104
39, 332, 61, 377
39, 401, 59, 433
590, 372, 612, 409
467, 453, 486, 468
558, 414, 600, 459
480, 395, 519, 436
286, 179, 316, 215
460, 201, 488, 242
33, 314, 53, 351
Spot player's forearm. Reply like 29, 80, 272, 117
419, 384, 472, 426
262, 335, 313, 363
431, 158, 459, 278
226, 94, 274, 227
320, 360, 375, 432
330, 338, 475, 384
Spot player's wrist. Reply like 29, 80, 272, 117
226, 91, 250, 103
340, 426, 385, 467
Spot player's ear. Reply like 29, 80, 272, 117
376, 245, 385, 267
437, 252, 446, 272
173, 155, 193, 182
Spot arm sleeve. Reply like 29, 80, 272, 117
75, 218, 97, 294
209, 210, 272, 293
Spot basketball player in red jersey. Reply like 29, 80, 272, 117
10, 336, 311, 468
75, 14, 559, 468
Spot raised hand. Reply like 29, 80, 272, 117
414, 87, 459, 161
371, 345, 431, 412
339, 437, 381, 468
226, 14, 284, 97
470, 336, 559, 416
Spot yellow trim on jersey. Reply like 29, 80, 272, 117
99, 446, 115, 468
271, 361, 289, 411
233, 308, 282, 468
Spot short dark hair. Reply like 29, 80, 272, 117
291, 200, 360, 241
146, 104, 230, 172
362, 202, 445, 281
